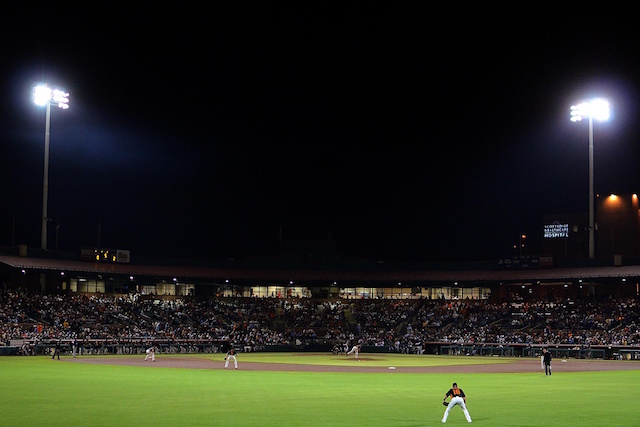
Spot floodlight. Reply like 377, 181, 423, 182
570, 98, 609, 122
569, 97, 611, 260
32, 83, 70, 250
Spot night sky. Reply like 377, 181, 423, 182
1, 4, 639, 263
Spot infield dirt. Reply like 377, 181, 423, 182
69, 356, 640, 374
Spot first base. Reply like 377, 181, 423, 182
388, 366, 396, 370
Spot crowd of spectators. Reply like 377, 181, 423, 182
1, 287, 639, 356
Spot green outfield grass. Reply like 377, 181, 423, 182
1, 354, 638, 426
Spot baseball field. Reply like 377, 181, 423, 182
1, 352, 639, 426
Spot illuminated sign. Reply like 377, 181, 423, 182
80, 247, 130, 263
544, 223, 569, 238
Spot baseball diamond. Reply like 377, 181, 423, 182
70, 353, 640, 373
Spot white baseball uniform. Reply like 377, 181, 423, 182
225, 350, 238, 369
442, 396, 472, 423
347, 345, 360, 358
144, 347, 155, 361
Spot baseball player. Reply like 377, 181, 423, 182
346, 344, 361, 358
144, 346, 156, 362
225, 348, 238, 369
52, 340, 61, 360
542, 348, 552, 375
441, 382, 472, 423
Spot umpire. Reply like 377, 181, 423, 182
52, 340, 61, 360
542, 348, 552, 375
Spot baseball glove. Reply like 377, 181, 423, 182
442, 401, 449, 407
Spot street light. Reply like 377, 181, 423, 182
570, 98, 609, 260
33, 84, 69, 250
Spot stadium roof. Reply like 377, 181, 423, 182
2, 254, 639, 285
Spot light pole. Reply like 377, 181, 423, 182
33, 84, 69, 250
570, 98, 609, 260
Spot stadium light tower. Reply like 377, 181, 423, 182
570, 98, 609, 260
33, 84, 69, 250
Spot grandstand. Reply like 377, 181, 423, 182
1, 245, 638, 359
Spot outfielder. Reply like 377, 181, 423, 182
225, 348, 238, 369
441, 382, 472, 423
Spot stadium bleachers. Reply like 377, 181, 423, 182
1, 288, 638, 358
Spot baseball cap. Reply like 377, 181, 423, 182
452, 382, 457, 387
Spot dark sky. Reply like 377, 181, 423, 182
1, 4, 639, 263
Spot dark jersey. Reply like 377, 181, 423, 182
543, 352, 552, 365
226, 350, 236, 357
446, 388, 465, 399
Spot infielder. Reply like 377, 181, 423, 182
144, 346, 156, 362
225, 348, 238, 369
346, 344, 361, 358
441, 382, 472, 423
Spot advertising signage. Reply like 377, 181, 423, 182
544, 223, 569, 239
